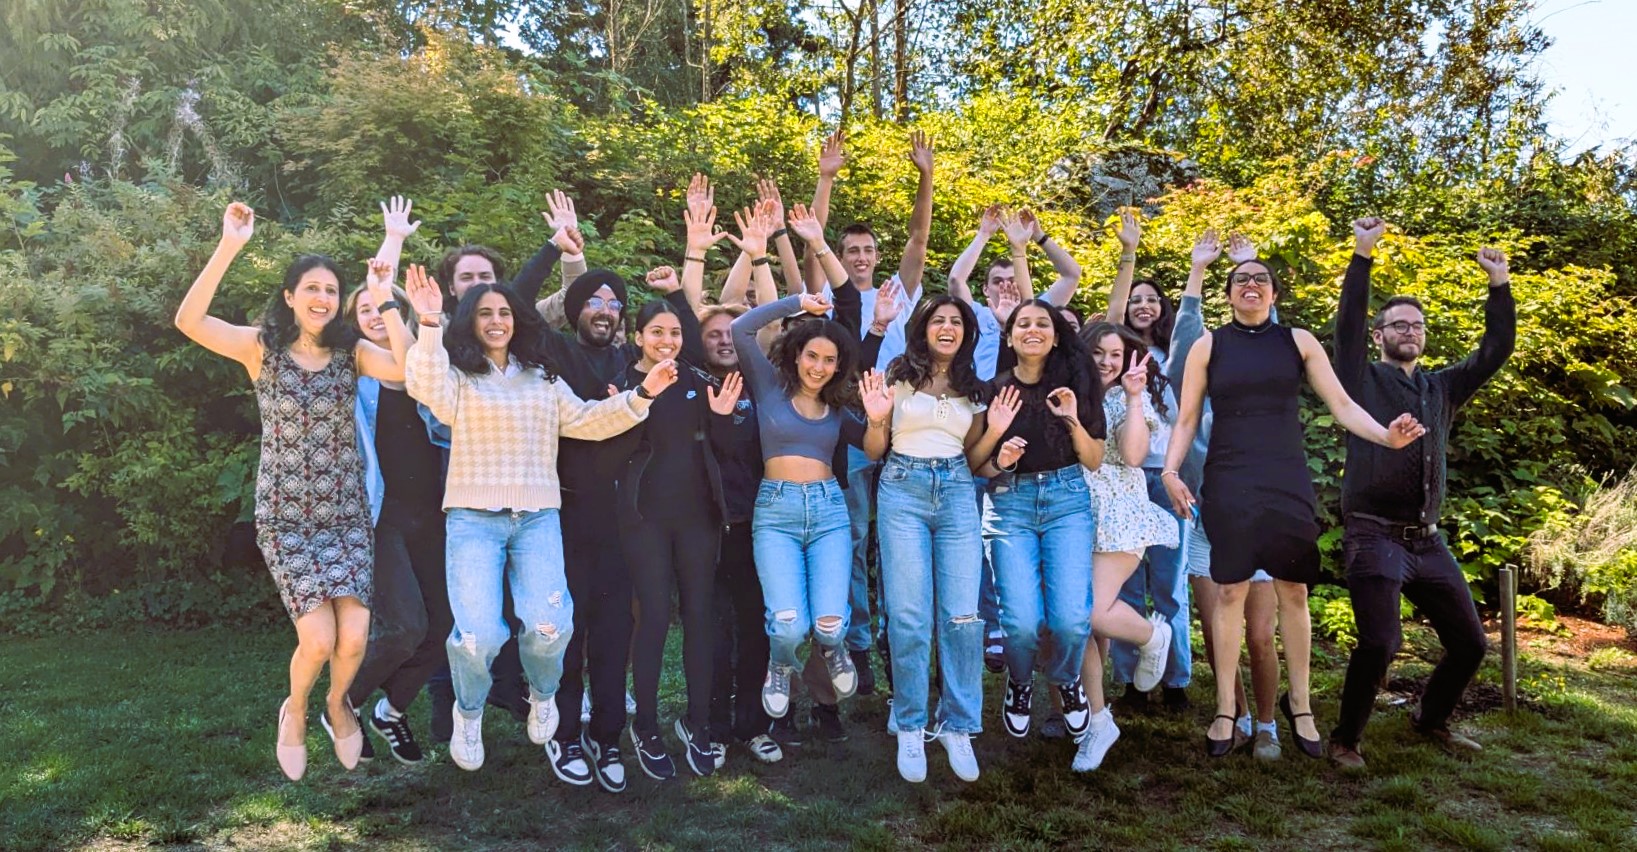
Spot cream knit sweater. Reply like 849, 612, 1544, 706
406, 325, 651, 511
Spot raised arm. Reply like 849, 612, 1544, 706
806, 130, 845, 289
1168, 231, 1217, 389
1106, 209, 1141, 324
354, 257, 413, 382
948, 205, 1001, 306
733, 292, 828, 400
519, 189, 584, 309
858, 369, 892, 460
789, 203, 849, 293
757, 177, 805, 297
681, 175, 731, 314
174, 202, 264, 376
1160, 334, 1212, 516
402, 265, 463, 425
1295, 328, 1425, 448
1030, 209, 1082, 306
374, 195, 420, 272
1334, 217, 1384, 396
1440, 248, 1516, 409
897, 130, 935, 298
999, 208, 1035, 302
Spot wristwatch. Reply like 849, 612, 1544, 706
634, 384, 654, 400
379, 300, 402, 313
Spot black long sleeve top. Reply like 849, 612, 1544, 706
1333, 254, 1516, 525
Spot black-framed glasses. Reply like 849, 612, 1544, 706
1229, 272, 1272, 287
585, 297, 624, 312
1376, 320, 1426, 335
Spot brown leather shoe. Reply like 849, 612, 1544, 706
1410, 713, 1483, 753
1327, 740, 1366, 770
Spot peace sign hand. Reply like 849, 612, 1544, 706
1121, 352, 1151, 397
707, 372, 744, 416
987, 384, 1022, 433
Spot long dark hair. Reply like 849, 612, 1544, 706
258, 255, 357, 353
446, 283, 557, 379
1126, 279, 1175, 351
770, 318, 859, 409
1001, 299, 1104, 456
886, 295, 993, 405
1081, 321, 1169, 419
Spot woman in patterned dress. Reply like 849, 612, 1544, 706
175, 202, 411, 781
1071, 322, 1181, 771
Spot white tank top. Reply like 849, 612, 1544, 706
889, 382, 985, 458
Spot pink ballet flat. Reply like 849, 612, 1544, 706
320, 701, 364, 770
277, 699, 307, 781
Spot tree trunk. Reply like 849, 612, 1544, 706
699, 0, 712, 102
869, 0, 882, 119
893, 0, 908, 122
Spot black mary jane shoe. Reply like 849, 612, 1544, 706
1206, 714, 1237, 758
1279, 692, 1324, 759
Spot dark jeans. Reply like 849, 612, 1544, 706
1331, 520, 1488, 748
348, 498, 452, 712
711, 522, 771, 742
624, 515, 720, 736
552, 492, 633, 746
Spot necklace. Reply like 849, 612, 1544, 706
1230, 316, 1275, 335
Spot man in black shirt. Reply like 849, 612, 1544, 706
1328, 218, 1515, 768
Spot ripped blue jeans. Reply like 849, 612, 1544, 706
751, 479, 852, 671
444, 508, 573, 716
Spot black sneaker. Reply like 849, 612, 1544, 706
1162, 686, 1191, 712
356, 709, 375, 762
547, 738, 594, 786
1058, 679, 1090, 739
674, 718, 715, 777
429, 679, 454, 745
629, 726, 676, 780
850, 649, 877, 697
583, 732, 626, 793
1002, 678, 1033, 737
369, 708, 424, 765
983, 630, 1006, 674
769, 714, 803, 749
1115, 683, 1150, 713
810, 702, 848, 743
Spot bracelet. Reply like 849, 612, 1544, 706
868, 418, 888, 429
418, 318, 442, 328
685, 255, 707, 265
751, 256, 772, 267
378, 300, 402, 313
995, 452, 1020, 473
811, 247, 832, 259
1035, 233, 1050, 247
772, 228, 789, 240
1120, 252, 1137, 264
1160, 469, 1181, 480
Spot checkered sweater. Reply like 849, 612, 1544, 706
406, 326, 651, 511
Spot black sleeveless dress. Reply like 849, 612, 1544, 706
1200, 319, 1320, 584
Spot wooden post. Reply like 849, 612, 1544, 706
1499, 565, 1517, 712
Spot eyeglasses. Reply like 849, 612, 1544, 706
1376, 320, 1426, 335
1128, 295, 1163, 306
584, 297, 624, 312
1229, 272, 1272, 287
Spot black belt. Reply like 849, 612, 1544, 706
1348, 513, 1439, 542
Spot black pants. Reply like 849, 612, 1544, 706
711, 522, 771, 742
553, 491, 633, 746
1331, 521, 1488, 748
624, 515, 720, 736
347, 498, 452, 712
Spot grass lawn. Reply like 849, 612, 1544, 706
3, 615, 1636, 851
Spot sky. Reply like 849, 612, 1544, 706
1531, 0, 1635, 152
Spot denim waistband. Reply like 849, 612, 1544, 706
758, 477, 843, 498
886, 451, 970, 471
1006, 463, 1086, 484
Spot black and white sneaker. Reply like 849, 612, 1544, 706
368, 707, 423, 765
547, 738, 593, 786
674, 718, 715, 777
820, 646, 858, 699
744, 733, 783, 763
1003, 678, 1034, 737
356, 709, 375, 762
629, 726, 676, 780
1058, 679, 1090, 740
583, 732, 626, 793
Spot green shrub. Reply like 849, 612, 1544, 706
1527, 470, 1637, 636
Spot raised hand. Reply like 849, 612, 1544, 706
221, 202, 254, 248
1476, 247, 1510, 286
544, 190, 581, 253
798, 292, 831, 315
1163, 473, 1196, 519
1121, 352, 1151, 397
995, 436, 1028, 470
560, 226, 586, 255
686, 173, 712, 209
872, 279, 904, 329
787, 202, 825, 246
404, 265, 444, 318
364, 257, 396, 305
1046, 387, 1079, 422
908, 130, 934, 175
646, 265, 680, 294
1020, 208, 1044, 242
1191, 229, 1221, 268
860, 369, 892, 422
1000, 208, 1033, 250
1115, 208, 1141, 252
1226, 233, 1258, 264
684, 189, 725, 253
757, 177, 787, 225
818, 130, 846, 180
977, 204, 1003, 238
707, 372, 743, 415
990, 280, 1021, 325
987, 384, 1022, 433
1353, 217, 1386, 256
725, 205, 773, 259
381, 196, 421, 239
640, 358, 680, 398
1385, 413, 1427, 448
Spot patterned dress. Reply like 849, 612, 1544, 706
1087, 389, 1181, 554
254, 345, 373, 620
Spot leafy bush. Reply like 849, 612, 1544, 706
1527, 470, 1637, 635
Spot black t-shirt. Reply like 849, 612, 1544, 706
374, 386, 443, 510
620, 362, 715, 525
997, 372, 1106, 473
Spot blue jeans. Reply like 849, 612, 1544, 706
878, 454, 984, 734
982, 465, 1095, 686
752, 479, 852, 670
444, 508, 573, 715
842, 445, 881, 652
1110, 469, 1193, 688
974, 476, 1002, 639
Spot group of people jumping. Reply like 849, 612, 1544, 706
174, 129, 1515, 788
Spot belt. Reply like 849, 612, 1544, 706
1348, 513, 1439, 542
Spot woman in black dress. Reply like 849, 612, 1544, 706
1159, 258, 1424, 758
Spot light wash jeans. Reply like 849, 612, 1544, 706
877, 453, 984, 734
752, 479, 852, 670
1110, 469, 1193, 688
974, 476, 1002, 640
444, 508, 573, 716
842, 445, 881, 652
981, 465, 1095, 686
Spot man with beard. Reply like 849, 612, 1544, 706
1327, 218, 1515, 769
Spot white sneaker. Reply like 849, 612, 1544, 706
1132, 614, 1173, 693
745, 734, 784, 764
450, 708, 485, 771
897, 729, 927, 783
1071, 709, 1120, 772
937, 730, 980, 782
580, 692, 591, 724
527, 691, 559, 745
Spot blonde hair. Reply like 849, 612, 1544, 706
344, 283, 417, 332
696, 303, 748, 324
